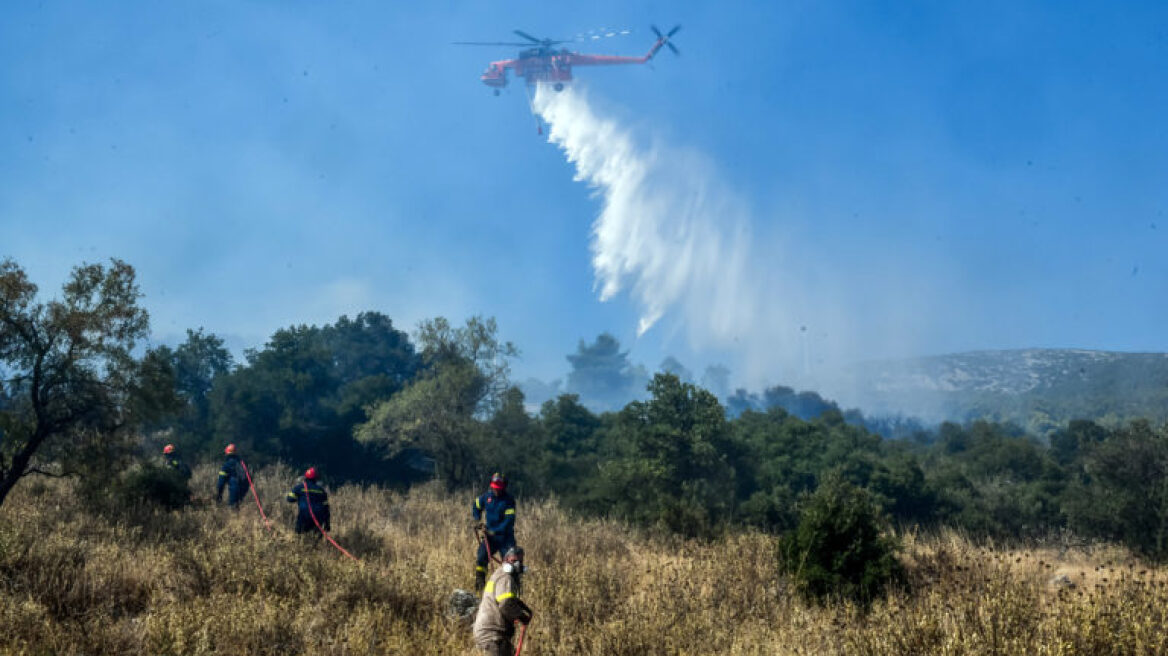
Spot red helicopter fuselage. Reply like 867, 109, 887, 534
480, 34, 673, 93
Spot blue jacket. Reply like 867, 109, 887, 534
286, 479, 330, 520
216, 454, 249, 499
472, 490, 516, 539
164, 453, 191, 478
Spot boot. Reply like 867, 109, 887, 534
474, 569, 486, 594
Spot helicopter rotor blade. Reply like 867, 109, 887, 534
513, 30, 543, 44
453, 41, 534, 46
667, 25, 682, 37
651, 25, 664, 39
574, 28, 631, 42
666, 41, 680, 56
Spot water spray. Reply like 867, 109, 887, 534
532, 82, 761, 348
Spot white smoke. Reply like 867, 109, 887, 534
533, 84, 761, 344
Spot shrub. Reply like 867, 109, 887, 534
110, 463, 191, 510
779, 474, 903, 604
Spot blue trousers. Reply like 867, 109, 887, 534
296, 510, 331, 534
220, 479, 248, 508
476, 534, 514, 571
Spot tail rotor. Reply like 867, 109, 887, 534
651, 24, 682, 56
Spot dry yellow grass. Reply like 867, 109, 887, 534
1, 464, 1166, 655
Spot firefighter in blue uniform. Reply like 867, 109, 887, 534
472, 473, 516, 593
216, 443, 249, 508
286, 467, 330, 534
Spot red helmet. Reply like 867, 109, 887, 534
163, 444, 175, 455
490, 473, 507, 490
304, 467, 318, 480
224, 444, 236, 455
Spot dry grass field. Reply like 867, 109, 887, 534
1, 464, 1166, 655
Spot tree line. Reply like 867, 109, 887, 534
3, 258, 1167, 562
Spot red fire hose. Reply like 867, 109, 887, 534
515, 617, 530, 656
239, 460, 273, 532
475, 526, 503, 565
303, 480, 359, 562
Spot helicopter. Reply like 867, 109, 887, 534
456, 25, 681, 95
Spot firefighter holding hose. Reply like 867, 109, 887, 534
472, 473, 516, 592
286, 466, 331, 535
216, 444, 249, 508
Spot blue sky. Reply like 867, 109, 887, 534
1, 1, 1166, 395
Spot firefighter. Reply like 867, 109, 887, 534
162, 443, 191, 479
285, 466, 330, 534
472, 473, 516, 592
473, 546, 533, 656
215, 443, 249, 508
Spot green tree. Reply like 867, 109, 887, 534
152, 328, 233, 454
1050, 419, 1108, 466
922, 420, 1065, 538
864, 452, 938, 525
172, 328, 233, 407
535, 393, 601, 499
762, 385, 840, 421
486, 386, 546, 495
731, 406, 888, 530
413, 316, 517, 416
357, 316, 516, 489
590, 373, 735, 536
1064, 420, 1168, 559
0, 258, 162, 508
209, 312, 418, 476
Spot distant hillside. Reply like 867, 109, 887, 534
842, 349, 1168, 432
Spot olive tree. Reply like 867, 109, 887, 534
356, 316, 516, 488
0, 258, 158, 508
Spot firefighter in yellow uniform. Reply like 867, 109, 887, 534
473, 546, 533, 655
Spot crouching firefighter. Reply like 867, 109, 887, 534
473, 473, 516, 592
473, 546, 533, 656
286, 467, 330, 534
216, 444, 250, 508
